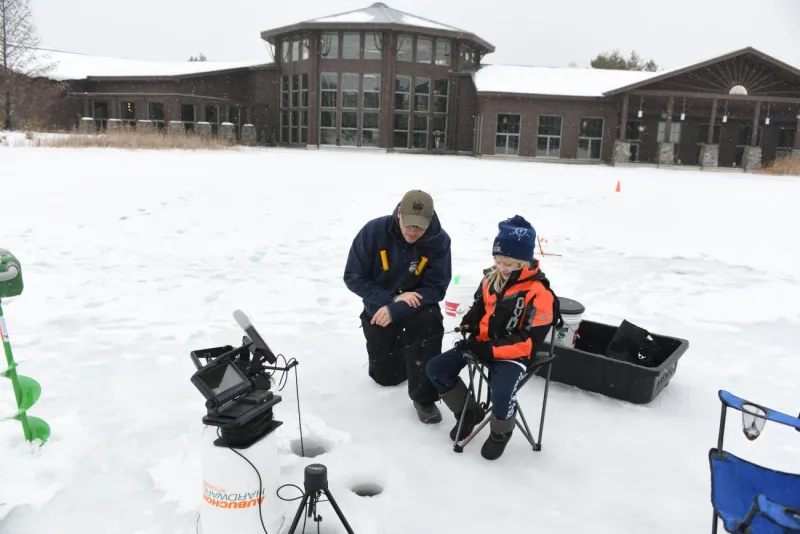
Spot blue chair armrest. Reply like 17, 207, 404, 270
756, 494, 800, 531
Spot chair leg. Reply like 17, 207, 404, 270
514, 404, 536, 448
452, 365, 477, 452
453, 361, 492, 453
534, 361, 553, 451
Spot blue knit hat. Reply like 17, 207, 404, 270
492, 215, 536, 261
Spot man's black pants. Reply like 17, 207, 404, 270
359, 305, 444, 406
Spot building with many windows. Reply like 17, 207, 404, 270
36, 2, 800, 169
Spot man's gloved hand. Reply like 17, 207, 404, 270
466, 340, 493, 363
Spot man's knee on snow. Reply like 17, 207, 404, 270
368, 356, 407, 387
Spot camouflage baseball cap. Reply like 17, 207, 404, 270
400, 190, 434, 228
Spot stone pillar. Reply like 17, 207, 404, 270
658, 142, 675, 165
700, 144, 719, 167
168, 120, 184, 136
107, 119, 122, 133
220, 122, 235, 143
78, 117, 95, 134
196, 121, 212, 140
241, 123, 257, 146
742, 146, 763, 170
613, 140, 631, 163
137, 120, 155, 134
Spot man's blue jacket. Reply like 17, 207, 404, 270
343, 205, 451, 324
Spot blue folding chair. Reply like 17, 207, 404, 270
710, 390, 800, 533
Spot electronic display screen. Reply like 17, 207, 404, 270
198, 361, 249, 396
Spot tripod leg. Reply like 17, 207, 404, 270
287, 492, 313, 534
322, 489, 356, 534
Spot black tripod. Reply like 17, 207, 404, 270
287, 464, 355, 534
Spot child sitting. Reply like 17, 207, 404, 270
426, 215, 557, 460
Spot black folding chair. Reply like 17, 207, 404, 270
452, 326, 558, 454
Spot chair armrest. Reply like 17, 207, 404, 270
755, 494, 800, 531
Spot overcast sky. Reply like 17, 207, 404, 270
30, 0, 800, 70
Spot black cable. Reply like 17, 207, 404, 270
276, 484, 330, 533
215, 427, 270, 534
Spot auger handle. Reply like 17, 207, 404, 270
0, 265, 18, 282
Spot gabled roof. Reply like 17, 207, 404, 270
260, 2, 494, 53
472, 64, 659, 98
28, 48, 273, 81
602, 46, 800, 96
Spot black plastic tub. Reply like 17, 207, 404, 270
536, 319, 690, 404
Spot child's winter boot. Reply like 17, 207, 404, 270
441, 378, 486, 441
481, 416, 515, 460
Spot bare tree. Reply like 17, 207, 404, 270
1, 0, 55, 129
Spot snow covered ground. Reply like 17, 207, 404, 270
1, 142, 799, 534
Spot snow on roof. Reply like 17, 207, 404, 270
472, 64, 661, 97
29, 48, 271, 81
308, 2, 464, 32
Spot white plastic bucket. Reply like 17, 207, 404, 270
550, 297, 585, 348
442, 274, 478, 329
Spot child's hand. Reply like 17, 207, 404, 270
394, 291, 422, 308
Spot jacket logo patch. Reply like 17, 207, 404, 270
506, 296, 525, 330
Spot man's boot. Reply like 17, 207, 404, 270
441, 379, 485, 441
480, 416, 515, 460
413, 401, 442, 424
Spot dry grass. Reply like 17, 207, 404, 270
759, 153, 800, 176
25, 126, 238, 150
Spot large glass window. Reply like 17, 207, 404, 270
577, 118, 604, 159
496, 114, 520, 155
394, 75, 411, 147
416, 37, 432, 63
431, 79, 448, 149
413, 78, 430, 148
341, 73, 359, 146
147, 102, 165, 130
281, 38, 291, 63
657, 121, 683, 144
321, 33, 338, 59
537, 116, 561, 157
414, 78, 430, 113
364, 32, 381, 60
320, 72, 338, 145
396, 34, 412, 62
362, 74, 381, 147
342, 32, 360, 59
434, 39, 451, 66
292, 38, 300, 62
280, 73, 308, 144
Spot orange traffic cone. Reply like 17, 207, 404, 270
615, 180, 621, 192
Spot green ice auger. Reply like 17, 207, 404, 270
0, 249, 50, 444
